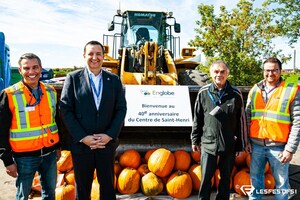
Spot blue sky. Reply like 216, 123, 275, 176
0, 0, 298, 69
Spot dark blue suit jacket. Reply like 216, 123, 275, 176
59, 68, 127, 154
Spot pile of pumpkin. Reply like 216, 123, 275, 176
114, 148, 275, 198
30, 148, 275, 199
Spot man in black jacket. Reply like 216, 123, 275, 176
191, 60, 247, 200
60, 41, 127, 200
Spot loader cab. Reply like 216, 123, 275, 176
120, 11, 162, 47
106, 10, 181, 56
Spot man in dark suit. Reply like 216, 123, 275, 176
59, 40, 127, 200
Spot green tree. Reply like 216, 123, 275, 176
264, 0, 300, 45
190, 0, 293, 86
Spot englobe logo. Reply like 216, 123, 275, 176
240, 185, 255, 196
140, 89, 151, 96
140, 89, 175, 97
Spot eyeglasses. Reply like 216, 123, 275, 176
264, 69, 279, 74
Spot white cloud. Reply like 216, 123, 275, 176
0, 0, 298, 68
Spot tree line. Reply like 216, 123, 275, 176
189, 0, 299, 86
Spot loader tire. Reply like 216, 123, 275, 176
178, 69, 210, 86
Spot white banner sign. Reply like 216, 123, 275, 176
125, 85, 193, 126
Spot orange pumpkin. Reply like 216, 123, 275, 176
91, 178, 100, 200
214, 168, 233, 189
32, 172, 41, 192
114, 174, 117, 189
166, 170, 193, 199
57, 150, 73, 173
119, 149, 141, 169
188, 164, 201, 190
93, 169, 97, 179
234, 151, 248, 167
138, 163, 150, 176
65, 170, 75, 186
144, 148, 157, 162
90, 175, 117, 200
188, 164, 214, 191
55, 183, 76, 200
114, 161, 122, 176
140, 172, 163, 196
117, 167, 140, 194
264, 162, 270, 173
173, 150, 191, 171
264, 173, 275, 191
266, 164, 273, 174
148, 148, 175, 177
233, 169, 251, 196
191, 151, 201, 163
90, 175, 116, 199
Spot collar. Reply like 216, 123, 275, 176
21, 80, 40, 92
86, 67, 102, 78
257, 77, 282, 90
263, 77, 282, 89
211, 81, 228, 93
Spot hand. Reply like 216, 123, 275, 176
192, 144, 200, 152
245, 142, 252, 153
81, 135, 104, 150
93, 133, 112, 148
278, 149, 293, 163
6, 163, 18, 178
81, 134, 112, 150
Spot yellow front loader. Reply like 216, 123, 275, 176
102, 10, 210, 87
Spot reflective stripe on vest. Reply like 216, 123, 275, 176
9, 83, 56, 139
280, 83, 296, 113
11, 89, 29, 129
10, 123, 58, 141
46, 87, 56, 121
251, 82, 297, 124
251, 111, 291, 123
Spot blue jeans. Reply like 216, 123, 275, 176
249, 143, 289, 200
14, 151, 57, 200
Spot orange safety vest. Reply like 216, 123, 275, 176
249, 81, 298, 143
5, 81, 59, 152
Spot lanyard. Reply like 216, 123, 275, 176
89, 75, 102, 100
26, 86, 42, 107
263, 84, 278, 103
207, 83, 227, 106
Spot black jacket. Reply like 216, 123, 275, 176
59, 68, 127, 153
191, 81, 247, 155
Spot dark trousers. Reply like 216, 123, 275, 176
198, 151, 235, 200
72, 145, 116, 200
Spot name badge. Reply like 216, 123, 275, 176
209, 106, 222, 116
25, 106, 35, 112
